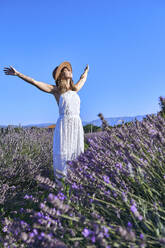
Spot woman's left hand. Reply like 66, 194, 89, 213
84, 64, 89, 73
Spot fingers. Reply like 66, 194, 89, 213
3, 71, 10, 75
3, 66, 14, 71
3, 66, 11, 69
3, 66, 12, 75
3, 68, 11, 72
3, 69, 9, 73
3, 66, 13, 72
85, 64, 89, 72
3, 68, 10, 73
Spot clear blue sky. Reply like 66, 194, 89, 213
1, 0, 165, 125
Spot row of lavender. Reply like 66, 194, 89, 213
0, 113, 165, 247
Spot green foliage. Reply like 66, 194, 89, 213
84, 141, 89, 151
158, 96, 165, 120
83, 124, 101, 133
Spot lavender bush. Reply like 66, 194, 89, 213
0, 112, 165, 247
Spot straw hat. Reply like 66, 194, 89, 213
52, 61, 72, 81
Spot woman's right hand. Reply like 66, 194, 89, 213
3, 65, 19, 76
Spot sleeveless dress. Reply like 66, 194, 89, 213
53, 90, 84, 180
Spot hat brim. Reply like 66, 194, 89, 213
54, 61, 72, 81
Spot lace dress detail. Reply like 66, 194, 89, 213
53, 90, 84, 179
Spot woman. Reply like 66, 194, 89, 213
3, 61, 89, 186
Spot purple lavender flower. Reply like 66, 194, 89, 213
29, 232, 34, 238
148, 128, 157, 137
24, 194, 30, 199
113, 192, 117, 198
2, 226, 8, 232
138, 215, 143, 221
115, 163, 123, 169
130, 199, 137, 206
19, 208, 24, 213
122, 191, 128, 202
130, 204, 143, 220
33, 229, 38, 235
20, 220, 26, 225
58, 192, 65, 201
102, 226, 110, 238
37, 212, 42, 217
103, 175, 110, 184
140, 233, 144, 239
48, 193, 54, 201
82, 228, 92, 237
91, 235, 96, 243
103, 226, 109, 234
40, 203, 45, 209
72, 182, 78, 189
41, 232, 45, 237
56, 210, 61, 216
127, 222, 133, 228
130, 204, 137, 214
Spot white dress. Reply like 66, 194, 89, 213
53, 90, 84, 180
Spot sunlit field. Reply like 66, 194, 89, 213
0, 112, 165, 248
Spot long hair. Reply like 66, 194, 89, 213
52, 66, 77, 95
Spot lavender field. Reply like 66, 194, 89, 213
0, 113, 165, 248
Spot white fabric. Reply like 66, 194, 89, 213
53, 90, 84, 180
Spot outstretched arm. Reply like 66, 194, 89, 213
75, 64, 89, 92
3, 66, 57, 94
17, 71, 57, 94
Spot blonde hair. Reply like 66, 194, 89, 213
55, 67, 77, 95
